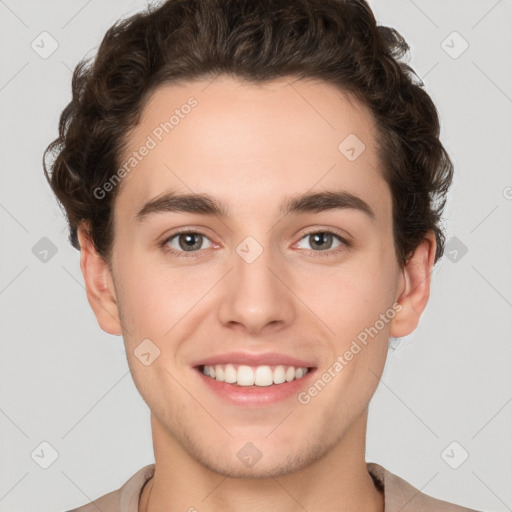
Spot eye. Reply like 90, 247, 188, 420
161, 230, 213, 257
160, 228, 351, 259
294, 230, 350, 256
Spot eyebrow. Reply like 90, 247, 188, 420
135, 189, 375, 222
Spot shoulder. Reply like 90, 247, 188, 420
64, 464, 155, 512
367, 462, 480, 512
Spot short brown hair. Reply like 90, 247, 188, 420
43, 0, 453, 268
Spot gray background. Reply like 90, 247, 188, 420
1, 1, 511, 511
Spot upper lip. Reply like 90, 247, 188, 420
192, 351, 316, 368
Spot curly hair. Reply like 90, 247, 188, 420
43, 0, 453, 268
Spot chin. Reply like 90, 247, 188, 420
183, 431, 333, 480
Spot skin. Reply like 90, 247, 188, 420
77, 75, 436, 512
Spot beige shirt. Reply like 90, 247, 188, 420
66, 462, 479, 511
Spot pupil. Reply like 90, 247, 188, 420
311, 232, 331, 250
177, 233, 332, 252
180, 233, 201, 251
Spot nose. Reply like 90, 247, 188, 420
217, 239, 295, 335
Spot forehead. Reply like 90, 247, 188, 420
115, 75, 390, 224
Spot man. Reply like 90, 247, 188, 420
44, 0, 478, 510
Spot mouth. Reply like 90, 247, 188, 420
191, 351, 317, 406
197, 363, 314, 387
193, 362, 317, 407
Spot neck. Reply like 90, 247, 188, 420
139, 410, 384, 512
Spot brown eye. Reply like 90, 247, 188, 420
163, 231, 213, 256
296, 230, 348, 253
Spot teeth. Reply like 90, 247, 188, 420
237, 365, 255, 386
273, 365, 286, 384
224, 364, 237, 383
254, 365, 273, 386
201, 363, 309, 386
214, 365, 224, 381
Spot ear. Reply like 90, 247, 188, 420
76, 223, 122, 336
389, 231, 437, 338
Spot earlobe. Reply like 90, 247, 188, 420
389, 231, 437, 338
76, 223, 123, 336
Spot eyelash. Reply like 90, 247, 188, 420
160, 228, 352, 259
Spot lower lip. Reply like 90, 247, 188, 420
195, 367, 316, 407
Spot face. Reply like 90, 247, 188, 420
81, 75, 430, 478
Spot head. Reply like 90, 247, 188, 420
44, 0, 452, 477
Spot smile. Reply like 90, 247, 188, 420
200, 364, 310, 387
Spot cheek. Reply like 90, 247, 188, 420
114, 233, 398, 343
301, 262, 393, 409
114, 254, 215, 340
300, 256, 397, 338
